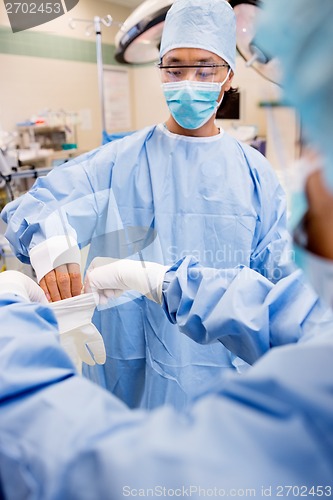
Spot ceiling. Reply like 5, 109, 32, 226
104, 0, 144, 9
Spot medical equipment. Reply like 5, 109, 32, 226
0, 150, 13, 180
0, 127, 57, 204
0, 147, 53, 203
0, 143, 18, 202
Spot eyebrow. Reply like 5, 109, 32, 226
163, 56, 223, 64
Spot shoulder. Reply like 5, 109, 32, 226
106, 125, 157, 149
93, 125, 157, 159
234, 138, 271, 168
230, 136, 281, 188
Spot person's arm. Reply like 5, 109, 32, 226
162, 256, 332, 364
85, 256, 329, 365
1, 146, 116, 301
1, 277, 332, 497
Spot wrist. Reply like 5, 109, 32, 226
29, 236, 81, 282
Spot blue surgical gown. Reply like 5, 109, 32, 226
2, 124, 295, 410
0, 288, 332, 499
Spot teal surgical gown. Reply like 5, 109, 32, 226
2, 124, 294, 410
0, 280, 332, 498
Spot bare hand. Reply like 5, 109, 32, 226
39, 263, 82, 302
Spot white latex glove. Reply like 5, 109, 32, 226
50, 293, 106, 374
84, 257, 169, 305
0, 270, 48, 304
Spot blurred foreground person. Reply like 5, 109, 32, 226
1, 0, 333, 498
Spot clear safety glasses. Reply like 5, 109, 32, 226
157, 63, 230, 83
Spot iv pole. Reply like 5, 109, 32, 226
69, 15, 122, 134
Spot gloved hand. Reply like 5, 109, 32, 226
84, 257, 169, 305
50, 293, 106, 374
0, 270, 48, 304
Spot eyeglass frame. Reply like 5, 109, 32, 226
156, 62, 231, 83
156, 63, 230, 70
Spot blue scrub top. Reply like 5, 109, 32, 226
2, 124, 294, 410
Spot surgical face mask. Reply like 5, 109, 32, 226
162, 71, 230, 130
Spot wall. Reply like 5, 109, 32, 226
0, 0, 133, 150
0, 0, 299, 168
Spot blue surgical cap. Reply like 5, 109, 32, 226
159, 0, 236, 73
256, 0, 333, 190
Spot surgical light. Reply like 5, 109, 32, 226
114, 0, 173, 64
229, 0, 281, 83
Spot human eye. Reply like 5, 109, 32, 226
166, 68, 184, 80
197, 68, 215, 80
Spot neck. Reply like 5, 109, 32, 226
165, 115, 220, 137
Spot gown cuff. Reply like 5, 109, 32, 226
29, 236, 81, 282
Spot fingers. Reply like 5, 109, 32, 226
68, 263, 82, 297
85, 261, 121, 291
83, 267, 101, 293
40, 270, 61, 302
84, 267, 124, 305
55, 265, 73, 300
39, 276, 50, 302
39, 264, 83, 302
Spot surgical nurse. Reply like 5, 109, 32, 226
2, 0, 294, 410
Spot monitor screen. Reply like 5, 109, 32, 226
216, 91, 241, 120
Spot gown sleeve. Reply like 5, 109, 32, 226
1, 145, 117, 281
161, 256, 331, 364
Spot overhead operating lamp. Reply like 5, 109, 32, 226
114, 0, 173, 64
229, 0, 281, 83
